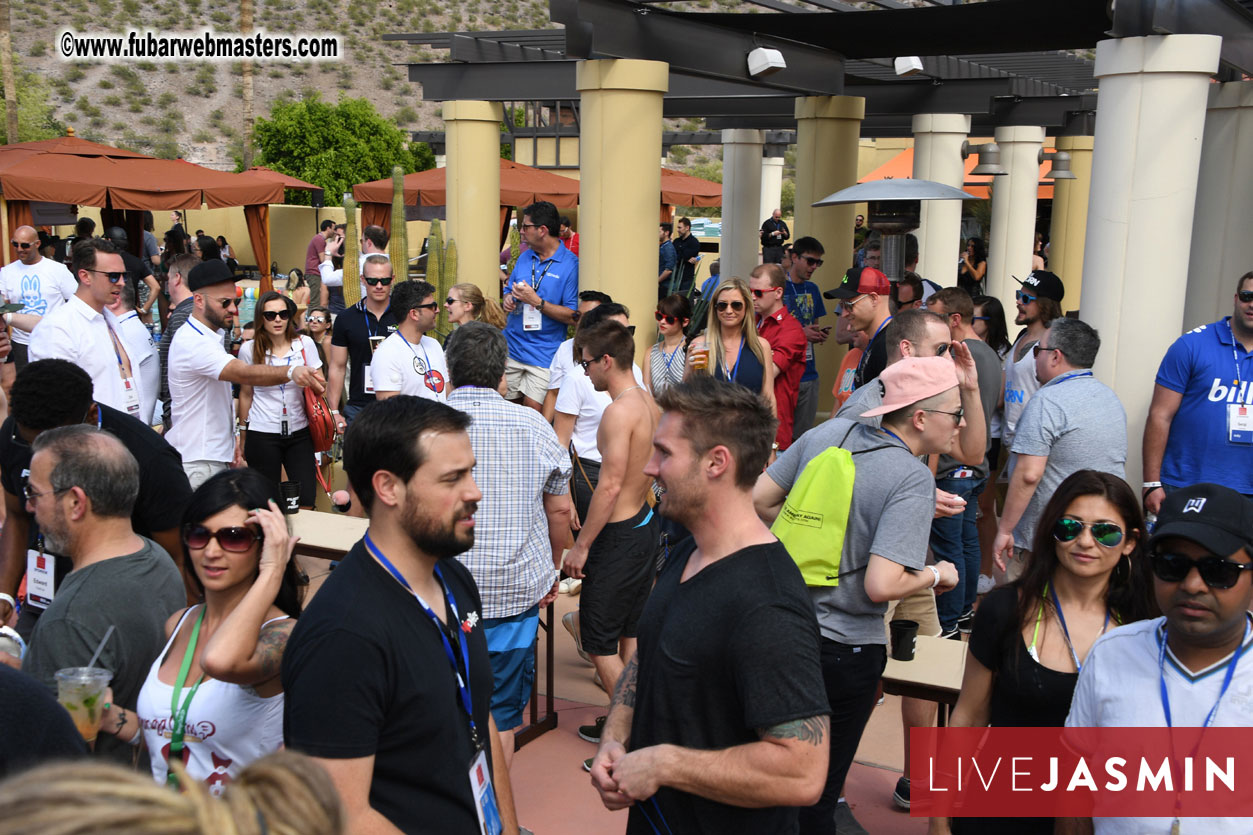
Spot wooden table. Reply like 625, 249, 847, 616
881, 635, 967, 726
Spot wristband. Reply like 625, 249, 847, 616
2, 313, 10, 326
330, 410, 340, 415
288, 364, 301, 381
928, 565, 941, 589
0, 592, 14, 610
1142, 481, 1162, 489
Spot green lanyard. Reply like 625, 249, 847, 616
167, 606, 207, 787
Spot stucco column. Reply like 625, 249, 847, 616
444, 100, 504, 289
1047, 135, 1094, 303
1185, 81, 1253, 331
433, 153, 447, 168
577, 59, 668, 356
1079, 35, 1222, 485
759, 155, 785, 233
720, 129, 765, 282
794, 95, 865, 416
986, 125, 1045, 318
911, 113, 970, 284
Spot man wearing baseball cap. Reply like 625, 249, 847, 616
825, 266, 893, 389
1065, 483, 1253, 834
1003, 270, 1065, 458
755, 356, 962, 834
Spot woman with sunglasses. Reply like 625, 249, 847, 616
97, 469, 303, 788
237, 291, 322, 508
302, 305, 332, 368
684, 278, 775, 413
930, 470, 1155, 835
645, 293, 691, 396
445, 282, 506, 330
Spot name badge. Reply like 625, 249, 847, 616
522, 303, 543, 332
468, 747, 504, 835
26, 548, 54, 609
1229, 403, 1253, 444
805, 342, 814, 363
363, 364, 375, 395
122, 376, 142, 417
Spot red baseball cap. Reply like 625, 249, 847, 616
823, 266, 891, 299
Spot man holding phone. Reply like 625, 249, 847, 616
783, 236, 829, 441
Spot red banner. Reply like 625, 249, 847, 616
911, 727, 1253, 819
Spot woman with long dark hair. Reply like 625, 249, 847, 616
959, 237, 987, 296
645, 293, 692, 396
971, 294, 1010, 357
97, 469, 304, 789
930, 470, 1156, 835
238, 291, 323, 507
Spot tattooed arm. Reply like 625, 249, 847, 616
590, 653, 639, 810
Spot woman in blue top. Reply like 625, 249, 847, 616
684, 277, 775, 415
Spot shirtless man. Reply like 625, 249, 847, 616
563, 320, 660, 755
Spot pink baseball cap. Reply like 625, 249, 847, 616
860, 357, 960, 417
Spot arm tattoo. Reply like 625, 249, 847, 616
611, 655, 638, 709
760, 715, 828, 746
114, 708, 129, 734
256, 622, 293, 679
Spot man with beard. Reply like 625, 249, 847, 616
1002, 270, 1064, 458
283, 396, 520, 835
590, 376, 829, 833
166, 259, 324, 489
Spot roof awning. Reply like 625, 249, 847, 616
859, 147, 1054, 200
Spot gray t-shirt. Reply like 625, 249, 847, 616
936, 338, 1003, 481
23, 536, 185, 765
1010, 372, 1127, 549
766, 418, 935, 645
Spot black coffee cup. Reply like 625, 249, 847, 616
280, 481, 301, 515
890, 619, 919, 662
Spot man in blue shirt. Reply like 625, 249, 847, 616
784, 236, 830, 441
657, 223, 677, 300
1144, 270, 1253, 512
502, 201, 579, 411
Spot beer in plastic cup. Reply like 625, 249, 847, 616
691, 347, 709, 371
55, 667, 112, 742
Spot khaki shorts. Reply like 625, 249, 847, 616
504, 357, 550, 404
1006, 547, 1032, 582
884, 586, 942, 639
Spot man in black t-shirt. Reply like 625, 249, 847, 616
327, 256, 399, 432
283, 396, 519, 835
0, 360, 193, 641
825, 266, 893, 390
590, 377, 829, 834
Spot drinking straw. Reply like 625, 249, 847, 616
86, 625, 115, 670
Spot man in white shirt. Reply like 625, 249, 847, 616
370, 279, 447, 402
107, 282, 159, 427
28, 237, 149, 420
318, 225, 390, 315
166, 259, 325, 488
0, 225, 77, 377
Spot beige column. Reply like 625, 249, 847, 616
911, 113, 970, 284
444, 100, 504, 289
1047, 135, 1094, 303
793, 95, 865, 416
986, 125, 1045, 318
1184, 81, 1253, 331
1079, 34, 1222, 485
433, 153, 447, 168
720, 129, 765, 282
577, 59, 668, 357
760, 155, 785, 232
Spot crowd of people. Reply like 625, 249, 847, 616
0, 196, 1250, 835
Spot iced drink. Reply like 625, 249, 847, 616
55, 667, 112, 743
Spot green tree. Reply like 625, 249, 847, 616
252, 93, 433, 206
1, 61, 63, 143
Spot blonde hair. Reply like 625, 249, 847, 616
451, 282, 506, 329
702, 277, 768, 377
0, 752, 343, 835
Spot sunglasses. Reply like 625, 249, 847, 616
579, 354, 606, 371
801, 256, 823, 267
87, 268, 127, 284
750, 288, 778, 299
1053, 518, 1125, 548
972, 316, 990, 322
445, 297, 459, 305
714, 300, 745, 312
415, 302, 439, 311
839, 294, 867, 313
655, 311, 681, 325
261, 309, 292, 322
1151, 551, 1253, 590
1238, 291, 1253, 303
209, 297, 239, 310
182, 523, 261, 553
1016, 290, 1038, 304
922, 407, 964, 422
364, 276, 393, 287
305, 316, 327, 324
10, 240, 32, 249
1032, 344, 1061, 358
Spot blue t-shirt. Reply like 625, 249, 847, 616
1156, 317, 1253, 494
783, 279, 827, 382
699, 274, 722, 299
503, 245, 579, 368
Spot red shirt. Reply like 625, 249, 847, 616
563, 232, 579, 257
305, 233, 325, 276
757, 306, 806, 450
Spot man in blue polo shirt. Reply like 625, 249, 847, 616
783, 235, 829, 442
502, 201, 579, 411
1144, 270, 1253, 512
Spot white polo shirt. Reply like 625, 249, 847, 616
238, 335, 322, 433
0, 256, 77, 345
114, 310, 159, 426
28, 295, 148, 416
370, 330, 448, 401
166, 316, 236, 464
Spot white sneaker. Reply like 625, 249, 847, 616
977, 573, 997, 594
559, 578, 582, 595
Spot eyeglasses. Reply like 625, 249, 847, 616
208, 297, 238, 310
579, 355, 606, 372
364, 276, 393, 286
1053, 518, 1125, 548
839, 294, 867, 313
1032, 344, 1061, 358
415, 302, 439, 311
86, 269, 127, 284
23, 484, 71, 502
261, 309, 292, 322
934, 343, 950, 357
1238, 291, 1253, 303
714, 300, 745, 312
182, 523, 261, 553
1150, 551, 1253, 590
305, 316, 327, 324
801, 256, 824, 267
922, 407, 964, 423
655, 311, 679, 325
10, 240, 32, 249
520, 223, 539, 230
1016, 290, 1038, 304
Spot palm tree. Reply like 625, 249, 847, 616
0, 0, 18, 144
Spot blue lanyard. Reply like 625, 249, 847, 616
879, 427, 908, 448
660, 342, 683, 377
398, 332, 437, 391
1048, 584, 1108, 674
1047, 370, 1093, 388
364, 533, 480, 748
1158, 617, 1249, 728
725, 337, 744, 383
271, 350, 294, 405
361, 302, 391, 339
856, 315, 892, 379
119, 312, 139, 325
1229, 319, 1246, 389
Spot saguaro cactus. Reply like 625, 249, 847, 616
389, 166, 407, 279
342, 197, 361, 307
424, 219, 459, 338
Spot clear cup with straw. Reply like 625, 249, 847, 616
54, 625, 114, 743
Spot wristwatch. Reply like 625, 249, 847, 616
538, 299, 546, 313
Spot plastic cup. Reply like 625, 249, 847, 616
889, 619, 919, 662
280, 481, 301, 515
55, 667, 112, 742
691, 347, 709, 371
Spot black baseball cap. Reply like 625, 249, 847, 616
1148, 483, 1253, 558
1014, 270, 1064, 303
186, 259, 235, 292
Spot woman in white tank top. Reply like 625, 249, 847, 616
96, 469, 303, 792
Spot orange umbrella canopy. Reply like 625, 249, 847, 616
660, 167, 722, 207
353, 158, 580, 208
244, 166, 321, 192
858, 147, 1054, 200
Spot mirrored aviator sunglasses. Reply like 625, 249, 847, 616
182, 524, 260, 553
1052, 517, 1124, 548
